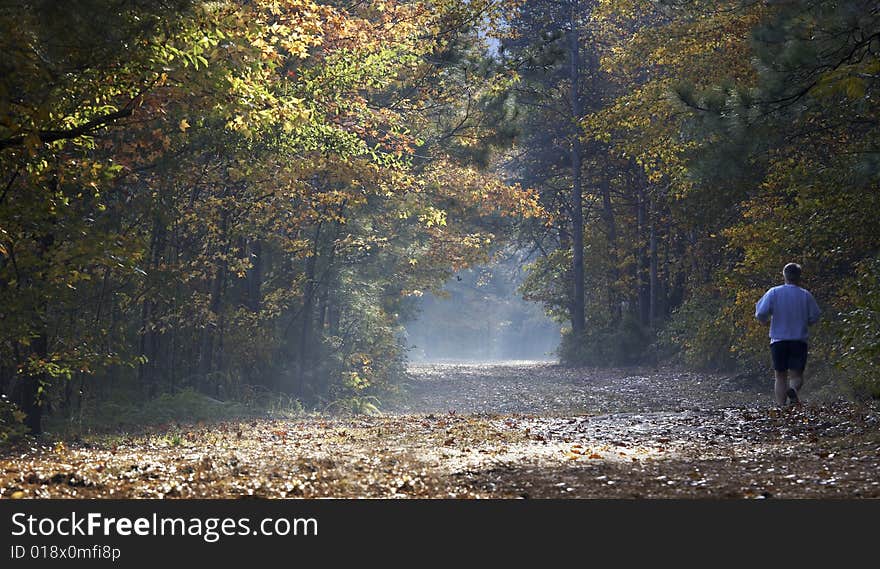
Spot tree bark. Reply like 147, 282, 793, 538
20, 331, 48, 435
246, 239, 263, 312
569, 0, 586, 334
600, 173, 620, 319
19, 207, 57, 435
198, 211, 229, 383
296, 223, 322, 395
138, 215, 165, 396
637, 185, 650, 326
649, 198, 658, 326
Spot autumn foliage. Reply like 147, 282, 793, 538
0, 0, 540, 434
506, 0, 880, 391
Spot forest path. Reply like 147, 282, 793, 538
391, 361, 768, 415
2, 362, 879, 498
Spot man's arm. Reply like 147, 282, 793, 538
755, 289, 773, 325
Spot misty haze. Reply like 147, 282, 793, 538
2, 0, 879, 512
403, 255, 560, 363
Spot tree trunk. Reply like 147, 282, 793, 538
246, 239, 263, 312
649, 199, 658, 326
198, 211, 229, 384
20, 209, 56, 435
637, 185, 650, 326
20, 331, 47, 435
296, 223, 322, 395
569, 0, 586, 334
139, 215, 166, 395
0, 355, 10, 404
600, 173, 620, 319
320, 220, 343, 335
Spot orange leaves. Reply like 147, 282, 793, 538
567, 444, 603, 460
420, 158, 546, 223
0, 0, 550, 417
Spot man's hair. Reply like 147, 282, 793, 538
783, 262, 802, 283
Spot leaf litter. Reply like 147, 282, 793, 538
2, 362, 879, 499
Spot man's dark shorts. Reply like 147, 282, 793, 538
770, 340, 808, 372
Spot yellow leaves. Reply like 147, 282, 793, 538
418, 207, 447, 228
418, 159, 545, 222
588, 3, 766, 184
178, 118, 190, 132
227, 114, 252, 138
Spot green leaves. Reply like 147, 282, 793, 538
1, 0, 535, 434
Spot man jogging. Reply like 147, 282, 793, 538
755, 263, 821, 407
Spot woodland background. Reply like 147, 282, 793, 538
1, 0, 878, 439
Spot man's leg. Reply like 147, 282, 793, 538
788, 369, 803, 404
774, 370, 789, 407
786, 342, 808, 405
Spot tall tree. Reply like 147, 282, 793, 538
0, 0, 542, 432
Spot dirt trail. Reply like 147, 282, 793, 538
391, 361, 768, 415
2, 362, 879, 498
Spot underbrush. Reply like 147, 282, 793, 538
41, 387, 304, 438
322, 395, 383, 417
30, 383, 392, 440
0, 396, 28, 444
3, 375, 400, 444
558, 313, 656, 367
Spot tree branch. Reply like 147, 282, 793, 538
0, 106, 135, 150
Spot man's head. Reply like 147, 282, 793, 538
783, 262, 802, 284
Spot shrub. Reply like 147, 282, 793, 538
835, 256, 880, 398
657, 286, 741, 371
559, 313, 653, 367
0, 396, 28, 444
52, 388, 260, 433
